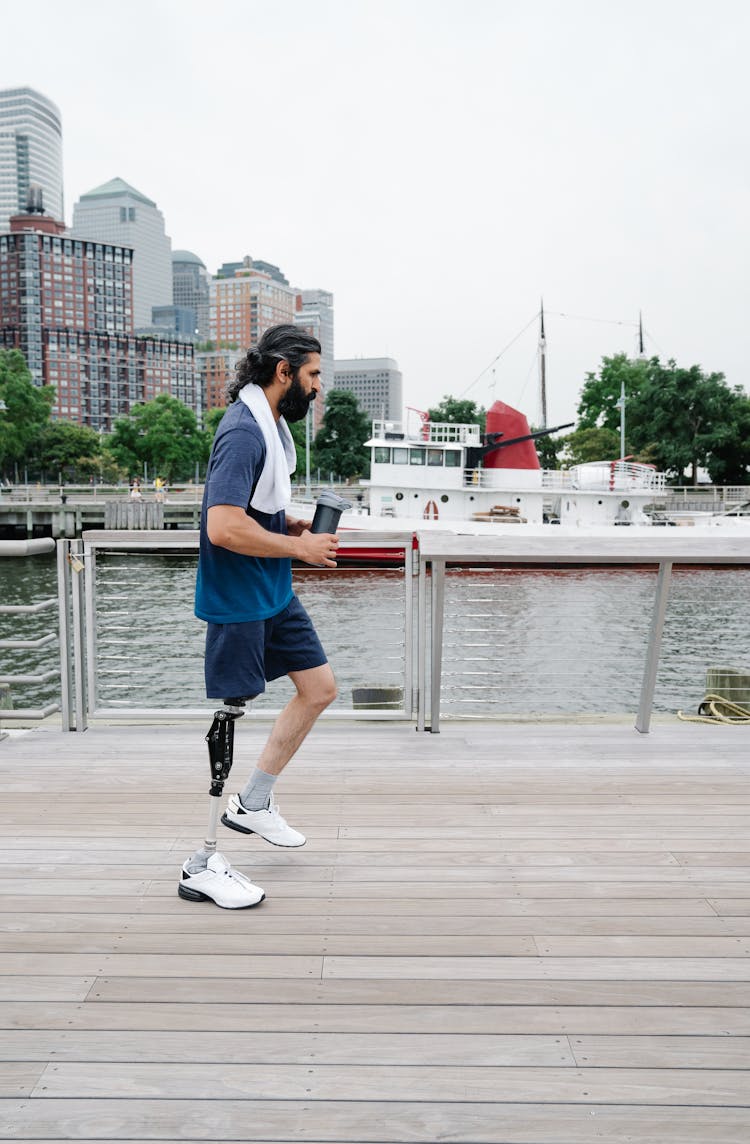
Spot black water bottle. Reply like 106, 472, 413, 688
310, 490, 352, 534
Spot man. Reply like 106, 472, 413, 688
179, 324, 339, 908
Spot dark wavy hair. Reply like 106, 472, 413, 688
228, 325, 322, 403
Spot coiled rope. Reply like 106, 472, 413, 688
677, 694, 750, 724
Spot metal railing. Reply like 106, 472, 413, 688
416, 531, 750, 733
57, 530, 415, 729
43, 528, 750, 734
0, 538, 61, 727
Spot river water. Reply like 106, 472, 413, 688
1, 553, 749, 718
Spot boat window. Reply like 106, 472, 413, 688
374, 447, 390, 463
409, 449, 425, 465
444, 450, 462, 467
427, 449, 443, 467
392, 447, 408, 464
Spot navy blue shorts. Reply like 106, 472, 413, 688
204, 595, 327, 700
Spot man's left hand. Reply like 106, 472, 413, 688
287, 517, 312, 537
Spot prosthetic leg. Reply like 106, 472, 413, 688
178, 698, 265, 909
203, 698, 248, 857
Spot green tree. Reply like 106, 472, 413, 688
531, 425, 565, 469
289, 416, 313, 477
204, 406, 226, 438
627, 362, 745, 483
576, 353, 654, 432
314, 391, 371, 480
0, 349, 55, 478
576, 353, 750, 483
705, 394, 750, 484
561, 426, 622, 467
427, 396, 486, 432
37, 421, 103, 480
105, 393, 208, 482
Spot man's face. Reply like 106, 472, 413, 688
278, 352, 322, 423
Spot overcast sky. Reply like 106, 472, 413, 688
5, 0, 748, 428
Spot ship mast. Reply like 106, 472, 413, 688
538, 300, 547, 429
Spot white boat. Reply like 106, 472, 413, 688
359, 401, 667, 528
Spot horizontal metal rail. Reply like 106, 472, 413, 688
0, 634, 56, 650
0, 598, 57, 615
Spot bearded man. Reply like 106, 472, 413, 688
180, 325, 339, 907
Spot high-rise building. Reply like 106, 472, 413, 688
209, 258, 296, 407
0, 208, 197, 431
71, 178, 172, 329
0, 87, 64, 230
333, 357, 402, 422
295, 289, 333, 433
172, 250, 209, 339
196, 347, 243, 414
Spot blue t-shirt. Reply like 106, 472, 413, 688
194, 401, 294, 623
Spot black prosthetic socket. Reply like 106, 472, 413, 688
205, 697, 253, 798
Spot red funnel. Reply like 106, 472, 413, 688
484, 401, 540, 470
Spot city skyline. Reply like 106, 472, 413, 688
2, 0, 748, 429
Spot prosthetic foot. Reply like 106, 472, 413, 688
178, 698, 265, 909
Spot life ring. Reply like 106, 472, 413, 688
423, 500, 439, 520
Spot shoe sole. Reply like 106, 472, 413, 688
178, 882, 265, 909
221, 811, 306, 847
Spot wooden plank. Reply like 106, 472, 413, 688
3, 911, 746, 936
570, 1035, 750, 1068
0, 1062, 46, 1096
88, 976, 750, 1006
0, 954, 323, 978
0, 978, 94, 1002
321, 955, 750, 980
0, 933, 536, 956
4, 1001, 749, 1035
0, 894, 723, 915
0, 1030, 575, 1066
29, 1061, 750, 1103
1, 1099, 748, 1144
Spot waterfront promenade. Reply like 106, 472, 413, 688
0, 717, 749, 1142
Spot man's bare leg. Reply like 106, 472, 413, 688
221, 664, 336, 846
253, 663, 337, 777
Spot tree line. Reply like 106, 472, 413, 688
428, 355, 750, 484
0, 350, 371, 484
2, 347, 748, 486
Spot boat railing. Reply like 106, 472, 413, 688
540, 462, 667, 493
0, 538, 62, 730
372, 420, 482, 445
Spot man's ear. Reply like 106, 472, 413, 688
275, 359, 291, 384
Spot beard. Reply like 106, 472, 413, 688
278, 375, 316, 423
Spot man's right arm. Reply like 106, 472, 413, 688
207, 504, 339, 567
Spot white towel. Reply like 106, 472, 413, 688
238, 383, 297, 514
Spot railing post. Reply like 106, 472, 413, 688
417, 553, 427, 731
402, 538, 415, 718
429, 558, 446, 733
56, 539, 75, 730
70, 538, 88, 732
635, 559, 673, 734
84, 543, 97, 718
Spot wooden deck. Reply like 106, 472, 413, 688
0, 717, 749, 1142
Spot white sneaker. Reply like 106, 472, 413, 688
178, 852, 265, 909
222, 792, 306, 847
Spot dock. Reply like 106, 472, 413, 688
1, 717, 749, 1142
